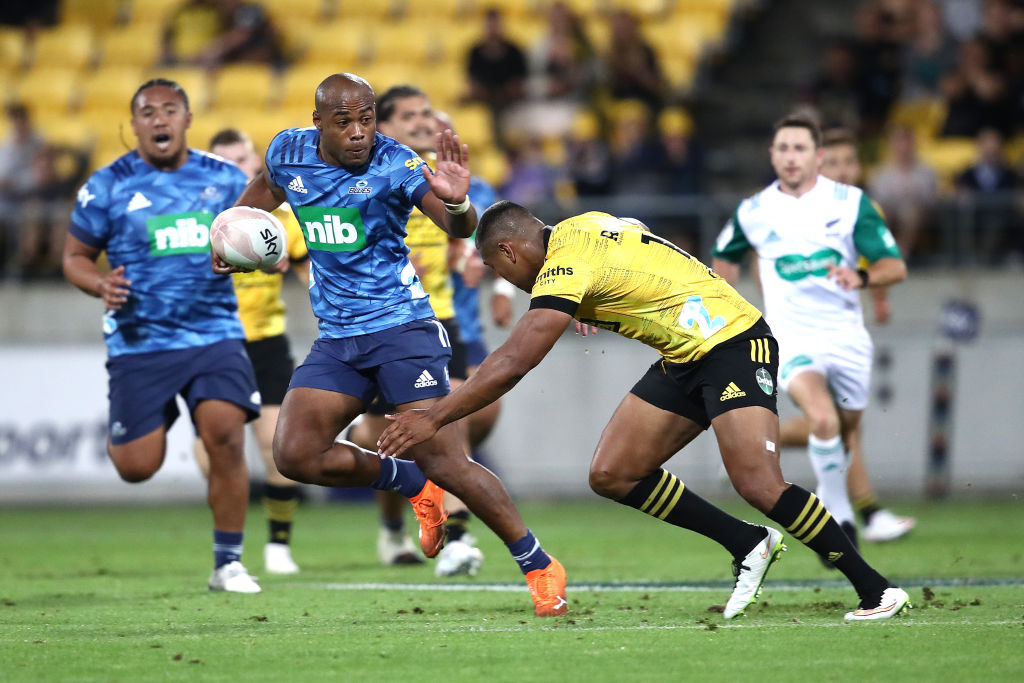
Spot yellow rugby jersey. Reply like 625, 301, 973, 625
232, 204, 309, 341
403, 206, 455, 320
530, 212, 763, 363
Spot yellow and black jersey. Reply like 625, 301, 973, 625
530, 212, 763, 363
403, 206, 455, 320
233, 203, 309, 342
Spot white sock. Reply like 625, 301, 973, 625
808, 434, 855, 525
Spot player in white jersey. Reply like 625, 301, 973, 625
712, 113, 907, 553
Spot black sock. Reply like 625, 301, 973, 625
445, 510, 471, 542
618, 469, 765, 559
768, 484, 888, 600
855, 496, 882, 526
263, 484, 299, 545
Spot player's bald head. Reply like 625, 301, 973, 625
475, 200, 541, 254
315, 73, 374, 112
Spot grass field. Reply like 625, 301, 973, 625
2, 497, 1022, 682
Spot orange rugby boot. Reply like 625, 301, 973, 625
409, 480, 447, 558
526, 555, 568, 617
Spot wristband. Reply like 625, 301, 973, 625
444, 196, 471, 215
857, 268, 870, 288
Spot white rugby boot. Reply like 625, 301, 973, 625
435, 535, 484, 577
264, 542, 300, 575
208, 561, 261, 593
863, 509, 916, 543
723, 526, 786, 619
844, 587, 911, 621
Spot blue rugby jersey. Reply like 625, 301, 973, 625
265, 129, 435, 338
451, 176, 498, 344
70, 149, 248, 357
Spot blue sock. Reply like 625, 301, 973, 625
371, 456, 427, 498
506, 529, 552, 575
213, 530, 243, 569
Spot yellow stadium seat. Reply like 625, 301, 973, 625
645, 19, 705, 61
402, 0, 469, 20
126, 0, 183, 25
62, 0, 126, 29
32, 113, 97, 149
293, 19, 371, 67
660, 53, 699, 92
78, 107, 133, 153
201, 108, 297, 151
278, 65, 335, 109
162, 3, 221, 64
28, 24, 97, 71
607, 0, 672, 19
336, 0, 402, 20
503, 16, 546, 51
210, 63, 278, 110
79, 67, 147, 114
918, 137, 978, 185
889, 98, 948, 140
445, 105, 491, 149
100, 22, 162, 69
0, 27, 27, 73
144, 67, 211, 110
369, 21, 443, 64
11, 68, 81, 114
260, 0, 326, 24
473, 144, 508, 188
414, 60, 468, 110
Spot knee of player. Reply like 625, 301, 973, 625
806, 411, 840, 438
114, 461, 159, 483
588, 466, 626, 499
731, 476, 779, 513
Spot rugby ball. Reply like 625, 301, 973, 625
211, 206, 287, 273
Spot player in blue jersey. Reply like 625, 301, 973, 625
62, 79, 262, 593
211, 73, 567, 616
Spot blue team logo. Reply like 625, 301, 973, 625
678, 295, 726, 340
200, 185, 223, 200
295, 206, 367, 252
348, 180, 372, 195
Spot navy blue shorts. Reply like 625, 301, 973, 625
464, 338, 489, 368
106, 339, 260, 445
289, 318, 453, 407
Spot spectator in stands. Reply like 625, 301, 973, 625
466, 8, 528, 117
900, 0, 959, 101
852, 0, 912, 135
499, 135, 558, 208
608, 100, 663, 196
0, 103, 45, 277
604, 9, 664, 112
802, 40, 862, 131
656, 107, 705, 198
954, 127, 1021, 263
939, 38, 1013, 136
162, 0, 285, 70
868, 124, 939, 258
564, 111, 613, 198
528, 1, 597, 104
0, 0, 57, 28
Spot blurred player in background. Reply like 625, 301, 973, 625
344, 86, 487, 576
192, 128, 311, 575
214, 73, 566, 617
379, 201, 910, 621
775, 127, 915, 543
712, 114, 909, 560
62, 79, 261, 593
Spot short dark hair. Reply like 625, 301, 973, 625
822, 127, 856, 148
209, 128, 251, 149
475, 200, 533, 251
377, 85, 427, 123
6, 102, 29, 121
130, 78, 190, 114
773, 112, 822, 148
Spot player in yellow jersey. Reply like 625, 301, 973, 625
342, 85, 485, 575
777, 127, 915, 544
194, 129, 310, 575
379, 201, 910, 621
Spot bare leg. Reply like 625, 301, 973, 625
195, 399, 250, 533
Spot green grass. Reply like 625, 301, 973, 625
2, 498, 1022, 682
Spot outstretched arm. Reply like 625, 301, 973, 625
418, 129, 476, 239
377, 307, 571, 456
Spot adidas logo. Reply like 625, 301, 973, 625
127, 192, 152, 212
288, 176, 307, 194
764, 229, 781, 243
827, 551, 844, 563
720, 382, 746, 401
414, 370, 438, 388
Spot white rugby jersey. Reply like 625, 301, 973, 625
712, 175, 901, 334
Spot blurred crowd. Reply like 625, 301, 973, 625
1, 0, 1022, 279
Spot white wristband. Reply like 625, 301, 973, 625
444, 196, 471, 215
492, 277, 516, 297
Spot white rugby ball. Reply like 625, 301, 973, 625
211, 206, 287, 273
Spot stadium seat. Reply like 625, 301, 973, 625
32, 113, 97, 150
61, 0, 126, 30
125, 0, 182, 25
888, 98, 948, 140
27, 24, 97, 71
368, 21, 443, 65
144, 67, 211, 111
10, 68, 81, 115
260, 0, 326, 24
472, 144, 508, 188
336, 0, 401, 20
607, 0, 672, 19
162, 2, 221, 64
210, 64, 278, 110
0, 27, 26, 74
278, 65, 336, 109
79, 67, 147, 114
292, 20, 371, 67
99, 22, 163, 69
917, 137, 978, 187
445, 105, 492, 150
402, 0, 469, 20
660, 53, 699, 92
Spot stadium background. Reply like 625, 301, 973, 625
0, 0, 1021, 504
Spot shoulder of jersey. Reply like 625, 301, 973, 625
267, 127, 317, 162
100, 150, 141, 183
190, 148, 246, 177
